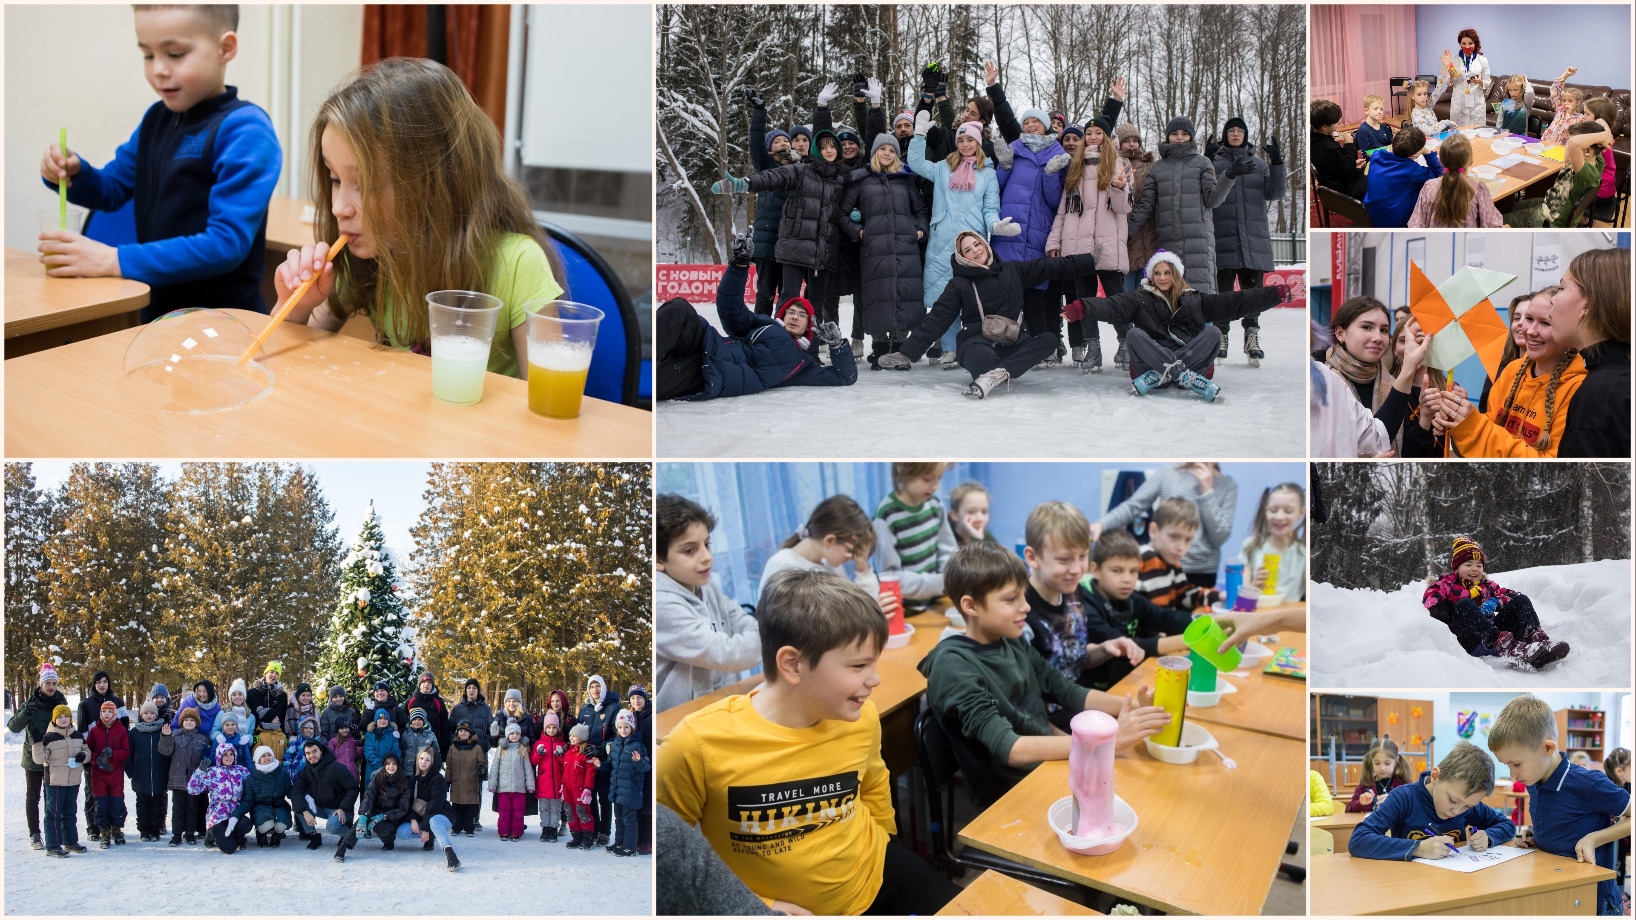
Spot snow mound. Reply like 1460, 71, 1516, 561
1311, 559, 1633, 688
658, 299, 1306, 458
1, 743, 652, 915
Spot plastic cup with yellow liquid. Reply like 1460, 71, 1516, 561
524, 300, 603, 419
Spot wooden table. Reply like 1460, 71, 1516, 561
264, 195, 313, 253
5, 308, 652, 458
936, 869, 1102, 916
1444, 133, 1566, 203
1310, 849, 1612, 915
958, 722, 1307, 915
5, 247, 149, 357
1109, 616, 1307, 742
656, 608, 950, 752
1311, 810, 1369, 854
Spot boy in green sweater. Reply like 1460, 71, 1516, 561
919, 541, 1171, 803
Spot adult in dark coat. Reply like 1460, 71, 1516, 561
747, 89, 796, 316
728, 129, 852, 312
402, 673, 451, 753
6, 664, 69, 848
291, 739, 359, 848
1210, 117, 1286, 365
449, 679, 495, 751
837, 135, 929, 366
656, 245, 857, 402
627, 685, 655, 854
361, 681, 401, 730
76, 670, 127, 836
246, 662, 289, 733
813, 83, 889, 334
1128, 116, 1249, 296
578, 675, 622, 845
878, 234, 1097, 398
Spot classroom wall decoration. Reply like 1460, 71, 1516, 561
1457, 710, 1477, 738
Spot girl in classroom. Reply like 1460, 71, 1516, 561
1407, 134, 1503, 228
757, 494, 900, 619
1542, 66, 1591, 146
947, 481, 999, 546
1239, 481, 1307, 603
271, 58, 565, 381
1346, 738, 1417, 813
1497, 74, 1535, 136
1440, 30, 1491, 128
1406, 79, 1457, 137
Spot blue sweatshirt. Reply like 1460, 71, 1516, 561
1363, 149, 1444, 228
1350, 770, 1516, 861
45, 87, 281, 320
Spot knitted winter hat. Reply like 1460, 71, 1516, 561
178, 707, 201, 727
569, 724, 590, 743
229, 677, 247, 700
1115, 123, 1142, 144
253, 745, 278, 771
836, 128, 862, 150
374, 680, 390, 692
1164, 116, 1197, 142
776, 296, 814, 326
1452, 536, 1485, 570
295, 682, 312, 699
616, 709, 636, 730
38, 663, 58, 685
418, 673, 436, 691
504, 688, 522, 705
140, 701, 159, 721
100, 700, 118, 718
1090, 115, 1116, 139
329, 686, 347, 700
1049, 110, 1066, 126
150, 683, 169, 700
407, 707, 428, 726
870, 134, 900, 157
957, 121, 984, 143
505, 721, 522, 737
789, 125, 812, 144
543, 712, 560, 730
1019, 108, 1049, 129
51, 704, 72, 723
220, 714, 239, 732
374, 708, 391, 725
455, 719, 474, 735
1061, 124, 1084, 141
764, 128, 790, 153
894, 110, 915, 128
1145, 249, 1187, 281
264, 660, 283, 677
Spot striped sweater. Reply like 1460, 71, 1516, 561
872, 493, 957, 600
1137, 545, 1222, 611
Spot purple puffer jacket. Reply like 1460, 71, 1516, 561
185, 742, 249, 827
1422, 572, 1515, 611
995, 138, 1067, 285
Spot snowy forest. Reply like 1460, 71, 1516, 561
3, 462, 651, 713
1312, 463, 1632, 590
656, 3, 1307, 261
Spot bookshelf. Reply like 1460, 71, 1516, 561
1555, 707, 1606, 768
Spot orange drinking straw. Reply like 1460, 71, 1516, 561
239, 235, 348, 365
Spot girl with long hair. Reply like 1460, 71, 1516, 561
1408, 133, 1502, 227
1047, 117, 1132, 373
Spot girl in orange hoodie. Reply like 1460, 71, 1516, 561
1435, 288, 1585, 457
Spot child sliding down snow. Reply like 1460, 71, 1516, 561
1421, 537, 1570, 669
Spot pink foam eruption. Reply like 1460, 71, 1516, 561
1069, 709, 1125, 839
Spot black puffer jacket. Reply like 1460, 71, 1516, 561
291, 743, 359, 815
1559, 341, 1631, 458
1077, 282, 1281, 346
361, 766, 413, 832
1211, 132, 1286, 272
901, 250, 1098, 362
77, 671, 128, 732
813, 101, 886, 299
837, 166, 929, 336
7, 686, 70, 771
247, 679, 288, 731
744, 153, 851, 272
405, 768, 455, 823
749, 105, 795, 262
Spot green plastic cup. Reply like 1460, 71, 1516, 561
1183, 615, 1243, 672
1187, 650, 1219, 692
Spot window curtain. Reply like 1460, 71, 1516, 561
361, 5, 510, 130
1311, 6, 1417, 121
656, 463, 978, 607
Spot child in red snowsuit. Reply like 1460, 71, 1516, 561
562, 723, 601, 849
531, 712, 569, 842
86, 701, 131, 846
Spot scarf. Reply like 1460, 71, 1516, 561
1459, 50, 1477, 70
950, 156, 978, 192
1019, 133, 1053, 153
1323, 344, 1394, 413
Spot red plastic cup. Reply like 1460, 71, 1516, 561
880, 574, 905, 634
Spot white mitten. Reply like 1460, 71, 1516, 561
866, 77, 883, 105
914, 110, 932, 137
816, 82, 839, 107
991, 218, 1022, 237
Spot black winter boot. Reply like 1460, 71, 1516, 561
334, 841, 346, 862
113, 829, 125, 845
445, 846, 461, 871
30, 833, 43, 850
305, 833, 323, 850
380, 833, 394, 851
423, 837, 434, 851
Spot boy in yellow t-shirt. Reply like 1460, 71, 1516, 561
658, 569, 958, 916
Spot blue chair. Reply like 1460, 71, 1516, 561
537, 220, 647, 409
82, 198, 138, 248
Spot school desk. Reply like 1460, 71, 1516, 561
957, 723, 1306, 915
1108, 616, 1307, 742
936, 869, 1102, 917
1309, 848, 1613, 915
4, 247, 148, 357
1310, 809, 1369, 855
264, 195, 313, 254
4, 307, 652, 458
1459, 134, 1567, 204
655, 606, 950, 769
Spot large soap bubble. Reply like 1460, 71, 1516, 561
121, 308, 275, 413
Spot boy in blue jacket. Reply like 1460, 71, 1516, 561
38, 5, 280, 320
1363, 127, 1444, 228
656, 234, 857, 401
1350, 740, 1516, 861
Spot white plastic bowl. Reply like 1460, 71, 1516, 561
1238, 640, 1274, 668
1475, 127, 1498, 138
1525, 143, 1547, 155
1470, 164, 1501, 180
1048, 794, 1138, 856
1459, 128, 1479, 138
1187, 676, 1239, 707
1144, 721, 1220, 764
884, 622, 915, 650
945, 610, 965, 629
1490, 140, 1520, 156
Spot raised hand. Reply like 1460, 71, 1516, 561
816, 82, 839, 107
865, 77, 883, 106
984, 61, 999, 87
744, 87, 764, 110
1111, 76, 1128, 101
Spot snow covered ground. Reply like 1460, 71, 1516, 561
657, 299, 1307, 458
1310, 560, 1633, 688
2, 739, 652, 915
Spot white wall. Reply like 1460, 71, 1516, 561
5, 4, 361, 251
1359, 231, 1622, 311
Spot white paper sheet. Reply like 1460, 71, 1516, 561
1412, 844, 1534, 872
1490, 153, 1542, 168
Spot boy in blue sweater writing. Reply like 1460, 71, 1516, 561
1350, 740, 1516, 861
1363, 127, 1443, 228
39, 5, 281, 320
1489, 695, 1631, 916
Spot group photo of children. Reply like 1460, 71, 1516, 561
1310, 4, 1631, 230
3, 4, 654, 458
1309, 690, 1632, 916
1308, 461, 1632, 690
655, 4, 1311, 458
654, 460, 1312, 915
3, 461, 653, 914
1309, 231, 1630, 458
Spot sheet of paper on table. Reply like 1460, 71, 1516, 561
1411, 844, 1534, 873
1490, 153, 1542, 168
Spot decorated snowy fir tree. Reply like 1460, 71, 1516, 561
318, 501, 418, 702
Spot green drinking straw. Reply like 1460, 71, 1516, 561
58, 128, 68, 231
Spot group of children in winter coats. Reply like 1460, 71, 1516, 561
658, 65, 1293, 405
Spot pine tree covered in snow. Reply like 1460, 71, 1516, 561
318, 502, 418, 703
5, 463, 58, 702
411, 463, 651, 707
